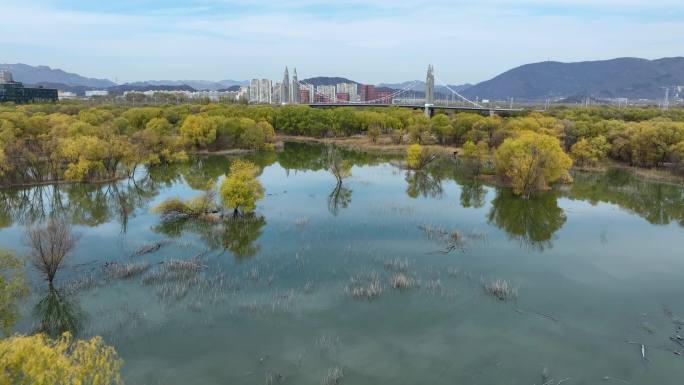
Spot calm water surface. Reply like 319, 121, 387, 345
3, 142, 684, 385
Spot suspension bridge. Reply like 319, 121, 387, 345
297, 65, 523, 116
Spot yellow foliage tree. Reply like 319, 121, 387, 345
406, 144, 424, 169
0, 332, 123, 385
180, 115, 217, 148
0, 251, 27, 336
494, 131, 572, 199
220, 160, 265, 217
461, 140, 489, 175
570, 135, 610, 167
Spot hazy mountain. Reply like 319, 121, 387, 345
462, 57, 684, 101
378, 80, 472, 94
27, 82, 97, 96
0, 63, 116, 88
107, 84, 196, 95
301, 77, 359, 86
131, 79, 248, 91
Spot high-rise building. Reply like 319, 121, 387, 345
249, 79, 273, 104
249, 79, 260, 103
360, 85, 376, 102
0, 70, 14, 83
336, 83, 358, 102
280, 67, 290, 104
375, 87, 393, 104
316, 85, 336, 103
299, 89, 310, 104
291, 68, 300, 104
273, 83, 281, 104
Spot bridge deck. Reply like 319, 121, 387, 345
304, 103, 523, 113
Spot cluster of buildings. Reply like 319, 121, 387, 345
0, 70, 58, 103
249, 67, 394, 105
1, 66, 400, 106
121, 88, 249, 102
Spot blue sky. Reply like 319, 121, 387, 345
2, 0, 683, 84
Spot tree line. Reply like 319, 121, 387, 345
2, 102, 684, 191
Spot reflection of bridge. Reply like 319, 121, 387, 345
299, 65, 523, 116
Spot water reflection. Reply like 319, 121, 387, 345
460, 180, 487, 209
488, 189, 567, 250
0, 177, 161, 231
405, 171, 443, 199
33, 287, 84, 337
327, 146, 353, 216
1, 143, 683, 241
154, 216, 266, 261
567, 169, 684, 226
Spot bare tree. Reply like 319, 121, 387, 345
25, 219, 79, 287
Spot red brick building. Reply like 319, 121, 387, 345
336, 92, 350, 102
375, 89, 393, 104
299, 89, 310, 104
360, 85, 376, 102
314, 93, 332, 103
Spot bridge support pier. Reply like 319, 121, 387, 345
424, 106, 433, 118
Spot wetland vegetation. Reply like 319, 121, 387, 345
2, 101, 684, 383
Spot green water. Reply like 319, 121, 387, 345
3, 142, 684, 384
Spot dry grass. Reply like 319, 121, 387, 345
131, 241, 167, 257
105, 261, 151, 280
383, 257, 409, 272
322, 366, 344, 385
315, 334, 341, 351
345, 272, 383, 300
481, 278, 518, 301
390, 273, 417, 290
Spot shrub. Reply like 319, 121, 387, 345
406, 144, 424, 169
0, 332, 123, 385
494, 131, 572, 198
570, 135, 610, 167
220, 160, 265, 217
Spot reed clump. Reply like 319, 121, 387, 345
390, 273, 417, 290
345, 272, 383, 300
322, 366, 344, 385
383, 257, 409, 272
481, 278, 518, 301
105, 261, 151, 280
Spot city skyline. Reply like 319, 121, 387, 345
2, 0, 683, 84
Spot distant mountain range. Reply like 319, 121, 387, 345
378, 81, 473, 94
0, 63, 116, 88
461, 57, 684, 101
124, 79, 248, 91
4, 57, 684, 100
301, 77, 359, 86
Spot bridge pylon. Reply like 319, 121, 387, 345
425, 64, 434, 117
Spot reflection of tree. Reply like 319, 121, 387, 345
460, 180, 486, 208
405, 171, 443, 199
328, 185, 352, 216
488, 189, 566, 251
278, 142, 391, 173
33, 287, 84, 337
567, 169, 684, 227
0, 174, 162, 232
153, 216, 266, 261
327, 146, 353, 216
222, 217, 266, 260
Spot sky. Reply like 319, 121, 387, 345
1, 0, 683, 84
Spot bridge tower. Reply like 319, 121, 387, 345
425, 64, 434, 117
